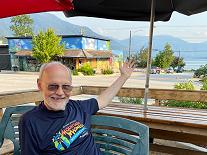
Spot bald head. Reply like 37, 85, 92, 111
39, 61, 72, 80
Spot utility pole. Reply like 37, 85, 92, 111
80, 27, 84, 35
178, 50, 180, 58
128, 30, 132, 58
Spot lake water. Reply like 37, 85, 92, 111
171, 51, 207, 70
184, 58, 207, 70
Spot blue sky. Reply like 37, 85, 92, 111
50, 11, 207, 43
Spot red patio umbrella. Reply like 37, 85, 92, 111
0, 0, 74, 18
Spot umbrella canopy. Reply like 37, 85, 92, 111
0, 0, 74, 19
64, 0, 207, 21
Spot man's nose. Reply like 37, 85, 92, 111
56, 86, 64, 95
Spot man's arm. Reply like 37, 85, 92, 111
97, 60, 135, 109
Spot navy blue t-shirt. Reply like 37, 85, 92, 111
19, 98, 102, 155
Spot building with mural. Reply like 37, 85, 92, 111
6, 35, 123, 72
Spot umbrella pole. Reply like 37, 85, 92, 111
143, 0, 155, 110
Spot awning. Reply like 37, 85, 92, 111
15, 50, 112, 58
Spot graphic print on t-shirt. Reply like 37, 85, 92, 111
52, 121, 87, 151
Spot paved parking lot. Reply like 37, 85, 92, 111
0, 71, 197, 93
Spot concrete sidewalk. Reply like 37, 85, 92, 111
0, 72, 177, 93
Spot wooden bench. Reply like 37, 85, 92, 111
0, 106, 149, 155
98, 103, 207, 155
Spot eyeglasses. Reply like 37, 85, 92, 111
47, 84, 73, 93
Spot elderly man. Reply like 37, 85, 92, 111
19, 60, 134, 155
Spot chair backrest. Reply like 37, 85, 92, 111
91, 115, 149, 155
0, 106, 35, 155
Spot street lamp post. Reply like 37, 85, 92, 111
128, 29, 143, 59
128, 30, 132, 58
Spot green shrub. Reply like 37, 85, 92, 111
79, 63, 95, 76
101, 68, 114, 75
200, 78, 207, 90
118, 97, 143, 104
162, 100, 207, 109
174, 80, 195, 90
72, 70, 79, 76
76, 68, 81, 72
162, 80, 207, 109
194, 64, 207, 78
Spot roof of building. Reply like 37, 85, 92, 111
0, 44, 8, 47
15, 50, 32, 56
6, 36, 33, 39
85, 50, 112, 58
64, 50, 87, 58
61, 35, 110, 41
15, 50, 112, 58
7, 35, 110, 41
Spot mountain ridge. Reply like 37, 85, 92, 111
1, 13, 207, 60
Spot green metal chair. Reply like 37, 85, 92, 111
91, 115, 149, 155
0, 106, 35, 155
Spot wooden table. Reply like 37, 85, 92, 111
97, 103, 207, 155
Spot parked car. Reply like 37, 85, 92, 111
12, 65, 19, 71
150, 66, 161, 74
166, 68, 174, 73
176, 67, 184, 73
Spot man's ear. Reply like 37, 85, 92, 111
37, 79, 42, 90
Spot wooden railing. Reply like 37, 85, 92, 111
0, 86, 207, 155
0, 87, 82, 117
1, 86, 207, 109
82, 86, 207, 102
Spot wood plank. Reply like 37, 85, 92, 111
106, 105, 207, 120
99, 106, 207, 128
0, 86, 82, 108
71, 86, 83, 96
0, 139, 13, 155
110, 103, 207, 116
98, 109, 207, 130
150, 144, 207, 155
101, 109, 207, 128
154, 99, 161, 106
96, 111, 207, 137
150, 129, 207, 145
82, 86, 207, 102
102, 108, 207, 125
107, 104, 207, 121
0, 108, 3, 119
0, 89, 42, 108
146, 122, 207, 139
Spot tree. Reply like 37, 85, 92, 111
32, 28, 65, 63
171, 56, 185, 70
163, 43, 174, 68
10, 15, 34, 36
153, 51, 165, 68
0, 36, 8, 44
153, 43, 174, 68
133, 47, 148, 68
